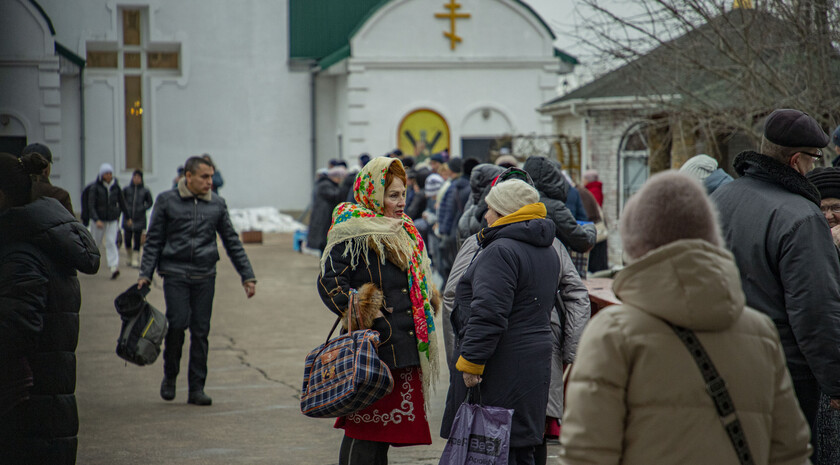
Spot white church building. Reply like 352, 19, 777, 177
0, 0, 576, 210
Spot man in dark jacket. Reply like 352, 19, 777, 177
122, 169, 153, 267
22, 143, 74, 214
712, 109, 840, 458
89, 163, 126, 279
0, 152, 100, 464
138, 156, 256, 406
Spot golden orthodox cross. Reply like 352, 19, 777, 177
434, 1, 471, 50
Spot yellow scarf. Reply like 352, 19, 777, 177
490, 202, 547, 227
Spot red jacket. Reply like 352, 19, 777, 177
585, 181, 603, 206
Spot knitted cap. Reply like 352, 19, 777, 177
22, 142, 52, 163
679, 154, 718, 182
99, 163, 114, 177
485, 179, 540, 217
764, 109, 829, 148
807, 167, 840, 200
425, 173, 444, 196
621, 171, 722, 260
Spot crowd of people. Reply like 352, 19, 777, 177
6, 108, 840, 465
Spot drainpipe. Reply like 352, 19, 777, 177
79, 66, 86, 204
310, 63, 318, 182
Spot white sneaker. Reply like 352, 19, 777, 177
131, 254, 140, 267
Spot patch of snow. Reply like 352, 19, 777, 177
229, 207, 306, 233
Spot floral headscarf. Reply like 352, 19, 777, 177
320, 157, 439, 396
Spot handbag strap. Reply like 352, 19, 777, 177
316, 289, 362, 357
666, 322, 755, 465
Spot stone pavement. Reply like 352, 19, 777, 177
76, 233, 562, 464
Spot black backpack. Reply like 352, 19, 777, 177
114, 284, 168, 366
80, 182, 95, 226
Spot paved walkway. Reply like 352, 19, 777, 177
75, 233, 561, 464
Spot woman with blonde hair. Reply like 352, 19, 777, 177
317, 157, 440, 464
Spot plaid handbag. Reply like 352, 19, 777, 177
300, 289, 394, 418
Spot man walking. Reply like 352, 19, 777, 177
712, 109, 840, 459
138, 156, 256, 406
89, 163, 126, 279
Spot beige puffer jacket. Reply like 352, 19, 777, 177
559, 239, 811, 465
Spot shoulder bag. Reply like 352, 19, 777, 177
300, 289, 394, 418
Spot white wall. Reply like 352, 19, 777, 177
39, 0, 313, 210
332, 0, 560, 159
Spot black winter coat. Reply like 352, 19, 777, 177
88, 178, 125, 222
318, 247, 421, 370
712, 151, 840, 397
139, 180, 255, 282
307, 177, 341, 252
0, 198, 100, 464
523, 157, 596, 253
122, 183, 153, 231
442, 218, 561, 447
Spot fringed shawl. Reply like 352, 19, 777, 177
320, 157, 439, 405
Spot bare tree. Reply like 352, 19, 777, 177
569, 0, 840, 158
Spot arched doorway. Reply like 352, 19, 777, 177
618, 122, 650, 211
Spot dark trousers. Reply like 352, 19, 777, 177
162, 275, 216, 392
339, 436, 389, 465
792, 376, 821, 461
123, 229, 143, 251
588, 240, 609, 272
509, 445, 535, 465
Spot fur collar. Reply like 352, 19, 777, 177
177, 177, 212, 201
733, 151, 820, 205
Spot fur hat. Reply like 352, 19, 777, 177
485, 179, 540, 217
621, 171, 722, 260
679, 154, 718, 182
807, 167, 840, 200
327, 166, 347, 179
495, 154, 519, 167
764, 109, 829, 148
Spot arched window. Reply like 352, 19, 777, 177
618, 122, 650, 211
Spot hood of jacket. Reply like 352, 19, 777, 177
480, 217, 556, 249
613, 239, 745, 331
734, 150, 820, 205
523, 157, 568, 202
177, 177, 212, 201
469, 164, 505, 203
0, 198, 100, 274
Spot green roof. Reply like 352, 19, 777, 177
290, 0, 576, 69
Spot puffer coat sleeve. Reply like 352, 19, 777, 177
554, 240, 590, 363
545, 198, 596, 253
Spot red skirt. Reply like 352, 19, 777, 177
334, 366, 431, 446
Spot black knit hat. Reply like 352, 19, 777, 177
22, 142, 52, 163
764, 109, 829, 148
807, 167, 840, 200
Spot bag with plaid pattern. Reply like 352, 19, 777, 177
300, 289, 394, 418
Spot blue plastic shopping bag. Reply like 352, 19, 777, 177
439, 387, 514, 465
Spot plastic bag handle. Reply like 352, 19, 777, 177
464, 385, 482, 405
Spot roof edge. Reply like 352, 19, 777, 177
28, 0, 56, 35
55, 42, 85, 68
539, 94, 681, 114
318, 44, 351, 70
514, 0, 556, 40
554, 48, 578, 65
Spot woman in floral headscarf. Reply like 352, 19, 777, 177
317, 156, 440, 465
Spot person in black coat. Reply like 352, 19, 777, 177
712, 109, 840, 460
138, 156, 256, 406
0, 152, 100, 464
442, 178, 561, 465
307, 166, 345, 254
122, 169, 153, 268
88, 163, 127, 279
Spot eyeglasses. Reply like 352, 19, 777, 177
821, 204, 840, 214
799, 150, 823, 160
